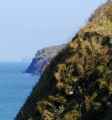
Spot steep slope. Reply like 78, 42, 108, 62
16, 1, 112, 120
26, 44, 65, 75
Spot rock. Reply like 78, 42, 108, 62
26, 44, 66, 75
15, 1, 112, 120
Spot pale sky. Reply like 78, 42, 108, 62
0, 0, 106, 61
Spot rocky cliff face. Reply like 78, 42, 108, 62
16, 1, 112, 120
26, 45, 65, 75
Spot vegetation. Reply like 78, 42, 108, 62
16, 1, 112, 120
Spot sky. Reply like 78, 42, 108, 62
0, 0, 106, 62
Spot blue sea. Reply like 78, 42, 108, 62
0, 62, 38, 120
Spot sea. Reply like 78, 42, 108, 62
0, 62, 39, 120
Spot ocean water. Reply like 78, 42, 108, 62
0, 62, 38, 120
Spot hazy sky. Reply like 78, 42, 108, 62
0, 0, 106, 61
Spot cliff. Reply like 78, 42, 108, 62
26, 45, 65, 75
16, 1, 112, 120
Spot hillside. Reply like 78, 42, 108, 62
16, 1, 112, 120
26, 44, 65, 75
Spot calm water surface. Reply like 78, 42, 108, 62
0, 62, 38, 120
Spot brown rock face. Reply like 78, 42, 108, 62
15, 1, 112, 120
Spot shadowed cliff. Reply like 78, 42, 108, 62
26, 45, 65, 75
16, 1, 112, 120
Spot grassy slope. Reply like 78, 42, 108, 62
16, 1, 112, 120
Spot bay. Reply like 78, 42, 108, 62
0, 62, 38, 120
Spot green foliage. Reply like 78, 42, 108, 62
16, 1, 112, 120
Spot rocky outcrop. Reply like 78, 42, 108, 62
26, 45, 66, 75
16, 1, 112, 120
